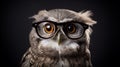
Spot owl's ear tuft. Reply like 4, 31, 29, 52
79, 10, 93, 17
78, 10, 97, 26
29, 10, 48, 23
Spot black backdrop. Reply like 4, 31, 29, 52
1, 0, 119, 67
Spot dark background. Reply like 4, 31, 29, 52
1, 0, 119, 67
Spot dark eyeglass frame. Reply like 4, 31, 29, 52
32, 21, 89, 39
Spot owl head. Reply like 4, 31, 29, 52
29, 9, 96, 58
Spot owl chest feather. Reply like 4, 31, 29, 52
29, 55, 82, 67
22, 48, 91, 67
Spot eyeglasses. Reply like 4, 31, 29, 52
32, 21, 89, 39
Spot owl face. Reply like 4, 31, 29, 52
29, 9, 96, 57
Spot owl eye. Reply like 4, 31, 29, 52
66, 24, 76, 34
44, 23, 55, 34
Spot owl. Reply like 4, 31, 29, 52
21, 9, 96, 67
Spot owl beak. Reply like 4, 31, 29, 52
57, 33, 62, 45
